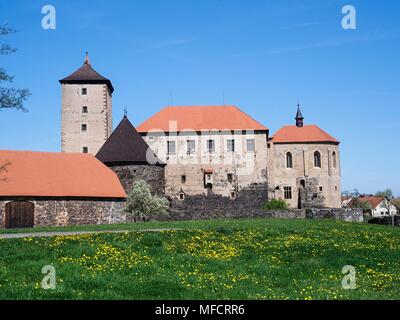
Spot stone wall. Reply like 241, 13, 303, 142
0, 199, 125, 229
170, 183, 268, 214
305, 208, 363, 222
268, 142, 341, 208
109, 164, 165, 195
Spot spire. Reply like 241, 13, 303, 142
124, 107, 128, 118
84, 51, 91, 66
295, 104, 304, 127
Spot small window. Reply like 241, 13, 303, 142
286, 152, 293, 168
82, 106, 88, 113
284, 186, 292, 200
181, 175, 186, 183
267, 143, 271, 149
82, 88, 87, 95
187, 140, 195, 154
82, 147, 88, 153
207, 139, 215, 153
319, 187, 323, 192
246, 139, 255, 152
81, 124, 87, 131
335, 186, 338, 191
230, 191, 236, 199
332, 151, 337, 168
167, 141, 176, 155
179, 192, 185, 200
314, 151, 321, 168
227, 173, 233, 183
227, 139, 235, 152
300, 180, 306, 188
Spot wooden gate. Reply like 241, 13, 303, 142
5, 201, 34, 229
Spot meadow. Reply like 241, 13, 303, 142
0, 218, 399, 300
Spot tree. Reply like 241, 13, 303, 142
125, 180, 169, 221
375, 189, 394, 200
349, 198, 372, 210
0, 24, 30, 111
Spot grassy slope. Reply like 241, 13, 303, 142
0, 218, 399, 300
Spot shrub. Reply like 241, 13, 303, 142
262, 198, 289, 210
125, 180, 169, 220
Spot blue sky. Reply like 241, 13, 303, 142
0, 0, 399, 195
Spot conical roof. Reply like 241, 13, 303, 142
96, 116, 164, 166
295, 105, 304, 120
59, 53, 114, 93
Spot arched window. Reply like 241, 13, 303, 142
286, 152, 293, 168
314, 151, 321, 168
332, 151, 337, 168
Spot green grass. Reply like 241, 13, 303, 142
0, 218, 399, 300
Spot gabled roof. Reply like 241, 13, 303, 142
96, 116, 164, 166
0, 151, 126, 198
272, 125, 339, 144
356, 196, 385, 209
59, 54, 114, 93
136, 105, 268, 133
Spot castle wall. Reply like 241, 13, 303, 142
142, 131, 269, 199
0, 199, 125, 229
268, 142, 341, 208
61, 83, 112, 155
109, 164, 165, 196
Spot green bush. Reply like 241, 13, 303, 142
125, 180, 169, 220
262, 198, 289, 210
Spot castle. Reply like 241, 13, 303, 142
61, 55, 341, 209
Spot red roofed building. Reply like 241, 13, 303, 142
0, 150, 126, 229
137, 105, 269, 202
268, 105, 341, 208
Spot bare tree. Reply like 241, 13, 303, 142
0, 24, 30, 111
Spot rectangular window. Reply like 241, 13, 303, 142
167, 141, 176, 155
187, 140, 195, 154
207, 139, 215, 153
82, 88, 87, 95
227, 173, 233, 183
82, 147, 88, 153
181, 175, 186, 183
319, 186, 323, 192
227, 139, 235, 152
246, 139, 255, 152
82, 106, 88, 113
284, 186, 292, 200
81, 124, 87, 131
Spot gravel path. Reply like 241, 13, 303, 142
0, 228, 180, 239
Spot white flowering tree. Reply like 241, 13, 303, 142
125, 180, 169, 221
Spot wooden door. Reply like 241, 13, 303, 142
5, 201, 34, 229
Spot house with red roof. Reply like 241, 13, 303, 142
0, 151, 126, 229
268, 105, 341, 208
137, 105, 269, 202
349, 196, 397, 217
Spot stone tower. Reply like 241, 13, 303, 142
59, 53, 114, 155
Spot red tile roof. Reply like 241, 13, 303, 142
136, 106, 268, 133
0, 151, 126, 198
272, 125, 339, 144
357, 196, 384, 209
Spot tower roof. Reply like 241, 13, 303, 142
59, 53, 114, 93
96, 116, 165, 166
295, 105, 304, 120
